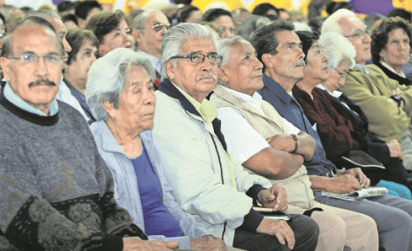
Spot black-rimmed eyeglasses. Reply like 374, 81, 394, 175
170, 52, 223, 64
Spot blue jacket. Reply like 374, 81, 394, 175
258, 75, 337, 176
91, 120, 209, 249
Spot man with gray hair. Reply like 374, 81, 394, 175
152, 22, 319, 251
24, 10, 91, 123
322, 9, 412, 171
252, 20, 412, 251
132, 10, 170, 88
0, 17, 171, 251
211, 35, 379, 251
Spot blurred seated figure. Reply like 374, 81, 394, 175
86, 48, 227, 251
252, 3, 278, 21
64, 28, 98, 123
288, 9, 308, 23
370, 17, 412, 86
387, 8, 412, 23
178, 5, 202, 23
236, 15, 271, 42
231, 8, 250, 27
86, 11, 134, 57
61, 13, 78, 29
363, 13, 384, 34
57, 0, 75, 14
202, 8, 236, 37
292, 31, 412, 193
152, 22, 320, 251
210, 36, 379, 251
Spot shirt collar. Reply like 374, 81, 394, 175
137, 50, 162, 73
171, 82, 217, 125
220, 85, 263, 111
380, 61, 406, 78
3, 82, 58, 116
316, 83, 343, 98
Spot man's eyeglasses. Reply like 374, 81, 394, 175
152, 22, 171, 32
344, 29, 367, 40
170, 52, 223, 64
334, 68, 347, 80
8, 53, 62, 65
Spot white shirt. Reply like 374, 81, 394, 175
217, 86, 300, 164
56, 78, 90, 121
381, 61, 406, 78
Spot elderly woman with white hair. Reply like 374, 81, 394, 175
293, 31, 412, 197
86, 48, 227, 251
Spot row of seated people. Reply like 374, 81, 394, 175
2, 7, 412, 251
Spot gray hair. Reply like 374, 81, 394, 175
86, 48, 156, 121
24, 10, 61, 22
321, 9, 360, 35
320, 32, 356, 69
217, 36, 250, 86
132, 10, 149, 31
236, 15, 271, 42
161, 23, 219, 79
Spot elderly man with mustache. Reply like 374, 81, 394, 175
152, 23, 320, 251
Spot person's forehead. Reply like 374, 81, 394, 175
339, 17, 364, 34
146, 11, 168, 25
276, 30, 300, 46
389, 27, 409, 37
12, 25, 60, 53
181, 37, 216, 54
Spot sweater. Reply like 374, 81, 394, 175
0, 91, 145, 251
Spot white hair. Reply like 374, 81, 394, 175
86, 48, 156, 121
293, 22, 312, 32
320, 32, 356, 69
161, 23, 219, 79
321, 9, 360, 35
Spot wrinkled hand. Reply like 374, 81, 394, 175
337, 168, 370, 188
260, 184, 288, 211
123, 237, 178, 251
256, 218, 295, 250
190, 236, 227, 251
386, 139, 403, 158
266, 134, 295, 152
327, 173, 362, 194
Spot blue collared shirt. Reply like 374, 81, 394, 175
3, 82, 58, 116
136, 50, 162, 75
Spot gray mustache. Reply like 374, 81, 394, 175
28, 80, 56, 87
294, 60, 306, 67
196, 73, 217, 81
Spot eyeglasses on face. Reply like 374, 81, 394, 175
344, 29, 367, 40
334, 67, 347, 80
8, 52, 62, 65
170, 52, 223, 64
152, 22, 171, 32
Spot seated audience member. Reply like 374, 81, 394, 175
231, 8, 250, 27
292, 31, 412, 192
75, 0, 102, 28
61, 13, 78, 29
64, 28, 98, 123
277, 8, 290, 21
57, 0, 75, 14
0, 16, 175, 251
4, 7, 24, 31
178, 5, 202, 23
322, 9, 412, 171
86, 48, 227, 251
202, 8, 236, 37
288, 9, 308, 23
363, 13, 384, 34
152, 23, 320, 251
210, 36, 379, 251
252, 3, 278, 20
24, 10, 91, 122
325, 1, 354, 16
132, 10, 170, 88
370, 17, 412, 86
319, 31, 412, 199
251, 20, 412, 251
86, 11, 133, 57
236, 15, 271, 42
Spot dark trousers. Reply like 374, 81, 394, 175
233, 214, 319, 251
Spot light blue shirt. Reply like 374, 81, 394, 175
136, 50, 162, 74
4, 82, 58, 116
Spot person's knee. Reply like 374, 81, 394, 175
288, 215, 319, 251
311, 212, 346, 251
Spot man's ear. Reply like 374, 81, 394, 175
261, 54, 273, 69
218, 67, 229, 82
101, 100, 116, 118
165, 61, 176, 81
0, 57, 10, 81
